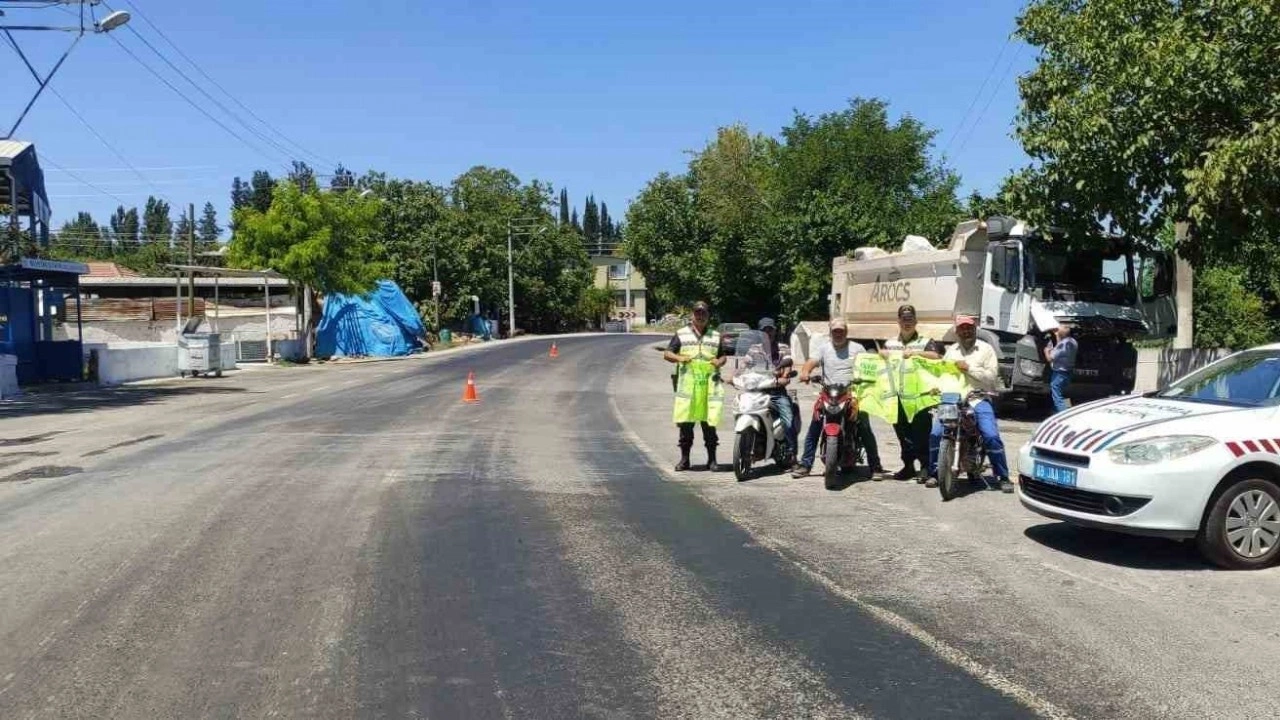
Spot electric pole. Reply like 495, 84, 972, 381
186, 202, 195, 316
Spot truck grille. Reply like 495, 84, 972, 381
1020, 476, 1150, 516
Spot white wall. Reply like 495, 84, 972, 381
1133, 347, 1233, 393
84, 341, 239, 386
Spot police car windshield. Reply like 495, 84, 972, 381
1157, 351, 1280, 407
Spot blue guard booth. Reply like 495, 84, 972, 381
0, 258, 88, 384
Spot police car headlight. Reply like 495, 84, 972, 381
1107, 435, 1217, 465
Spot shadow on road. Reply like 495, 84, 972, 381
0, 384, 252, 419
1023, 522, 1211, 571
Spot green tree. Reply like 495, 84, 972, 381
229, 181, 389, 355
229, 180, 387, 295
249, 171, 276, 213
231, 177, 251, 211
330, 164, 355, 192
623, 172, 707, 312
1013, 0, 1280, 263
142, 197, 173, 246
173, 212, 195, 253
559, 187, 570, 226
578, 285, 615, 328
583, 195, 600, 251
54, 211, 108, 258
110, 206, 140, 254
1193, 266, 1271, 349
289, 161, 317, 192
197, 202, 221, 250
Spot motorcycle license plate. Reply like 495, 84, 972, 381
1032, 460, 1077, 488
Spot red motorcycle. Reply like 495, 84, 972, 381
813, 379, 870, 490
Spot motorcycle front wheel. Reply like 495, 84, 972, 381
734, 428, 754, 482
823, 436, 841, 490
938, 435, 958, 502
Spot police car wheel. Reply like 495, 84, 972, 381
1198, 477, 1280, 570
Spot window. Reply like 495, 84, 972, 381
612, 291, 629, 308
989, 243, 1021, 291
1158, 351, 1280, 407
1138, 253, 1174, 300
608, 263, 629, 280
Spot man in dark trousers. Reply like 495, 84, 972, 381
663, 301, 728, 471
881, 304, 942, 482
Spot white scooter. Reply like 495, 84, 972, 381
730, 330, 796, 482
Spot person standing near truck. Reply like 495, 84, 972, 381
1044, 323, 1078, 413
881, 304, 942, 482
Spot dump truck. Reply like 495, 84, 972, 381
824, 216, 1178, 403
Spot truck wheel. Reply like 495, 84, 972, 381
1198, 477, 1280, 570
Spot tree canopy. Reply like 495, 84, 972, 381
1012, 0, 1280, 263
624, 99, 960, 323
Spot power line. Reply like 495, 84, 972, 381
101, 1, 308, 167
942, 34, 1015, 157
44, 85, 177, 205
955, 44, 1026, 156
37, 153, 130, 205
119, 0, 337, 169
45, 165, 222, 173
103, 30, 290, 166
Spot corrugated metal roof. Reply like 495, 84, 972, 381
79, 276, 291, 288
0, 140, 34, 166
83, 262, 140, 278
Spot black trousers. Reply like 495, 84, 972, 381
893, 403, 932, 467
678, 422, 719, 451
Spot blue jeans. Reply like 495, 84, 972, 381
801, 412, 880, 469
928, 399, 1009, 480
1050, 369, 1072, 413
767, 394, 797, 455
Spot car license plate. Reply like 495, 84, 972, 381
1033, 460, 1077, 488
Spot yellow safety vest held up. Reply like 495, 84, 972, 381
672, 325, 723, 425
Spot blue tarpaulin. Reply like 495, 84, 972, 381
315, 280, 425, 358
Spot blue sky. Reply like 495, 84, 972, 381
5, 0, 1035, 238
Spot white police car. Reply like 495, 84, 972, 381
1018, 345, 1280, 569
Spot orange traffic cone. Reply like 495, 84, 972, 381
549, 342, 559, 358
462, 371, 480, 404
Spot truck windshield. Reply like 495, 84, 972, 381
1026, 246, 1137, 305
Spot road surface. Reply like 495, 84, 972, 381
0, 336, 1274, 719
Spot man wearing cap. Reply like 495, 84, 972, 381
927, 314, 1012, 492
759, 317, 800, 460
664, 301, 728, 471
793, 318, 885, 478
881, 304, 943, 482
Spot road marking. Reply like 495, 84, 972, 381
281, 392, 298, 399
607, 379, 1076, 720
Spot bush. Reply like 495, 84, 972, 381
1193, 266, 1272, 350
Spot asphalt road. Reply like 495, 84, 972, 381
0, 336, 1276, 719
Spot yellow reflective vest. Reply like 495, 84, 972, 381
853, 354, 969, 425
672, 325, 724, 425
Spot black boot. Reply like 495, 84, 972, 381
675, 448, 691, 472
705, 447, 718, 471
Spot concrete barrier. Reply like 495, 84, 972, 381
82, 341, 238, 385
1133, 347, 1233, 393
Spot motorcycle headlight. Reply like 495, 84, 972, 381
1106, 435, 1217, 465
936, 404, 959, 421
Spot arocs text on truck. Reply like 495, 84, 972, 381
829, 216, 1178, 403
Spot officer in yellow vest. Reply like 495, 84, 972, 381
881, 304, 942, 482
663, 301, 728, 471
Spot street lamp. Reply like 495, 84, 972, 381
1, 2, 132, 139
507, 218, 546, 338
